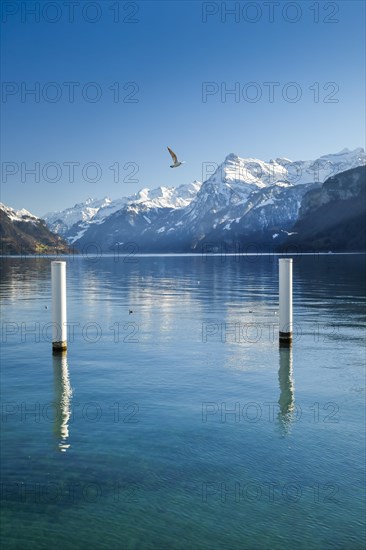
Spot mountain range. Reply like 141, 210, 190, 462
43, 147, 366, 253
1, 147, 365, 254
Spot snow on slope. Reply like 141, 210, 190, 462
200, 147, 366, 194
129, 181, 201, 209
0, 203, 39, 223
44, 197, 113, 233
43, 181, 201, 238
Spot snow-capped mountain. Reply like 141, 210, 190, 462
43, 147, 365, 252
0, 203, 70, 255
44, 181, 201, 244
164, 148, 363, 244
0, 203, 39, 224
179, 147, 365, 233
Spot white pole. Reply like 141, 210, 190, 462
279, 258, 292, 346
51, 261, 67, 353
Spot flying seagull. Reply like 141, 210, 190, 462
167, 147, 184, 168
281, 230, 298, 236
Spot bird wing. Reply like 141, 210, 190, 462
167, 147, 178, 164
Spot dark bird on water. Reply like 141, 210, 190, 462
129, 310, 133, 315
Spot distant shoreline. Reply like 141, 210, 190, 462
1, 252, 366, 258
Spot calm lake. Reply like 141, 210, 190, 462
1, 254, 365, 549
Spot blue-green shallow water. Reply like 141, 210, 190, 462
1, 254, 365, 550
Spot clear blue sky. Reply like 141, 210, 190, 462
1, 0, 365, 215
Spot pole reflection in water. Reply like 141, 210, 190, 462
278, 346, 295, 434
53, 353, 73, 452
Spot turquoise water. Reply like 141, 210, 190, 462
1, 254, 365, 549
